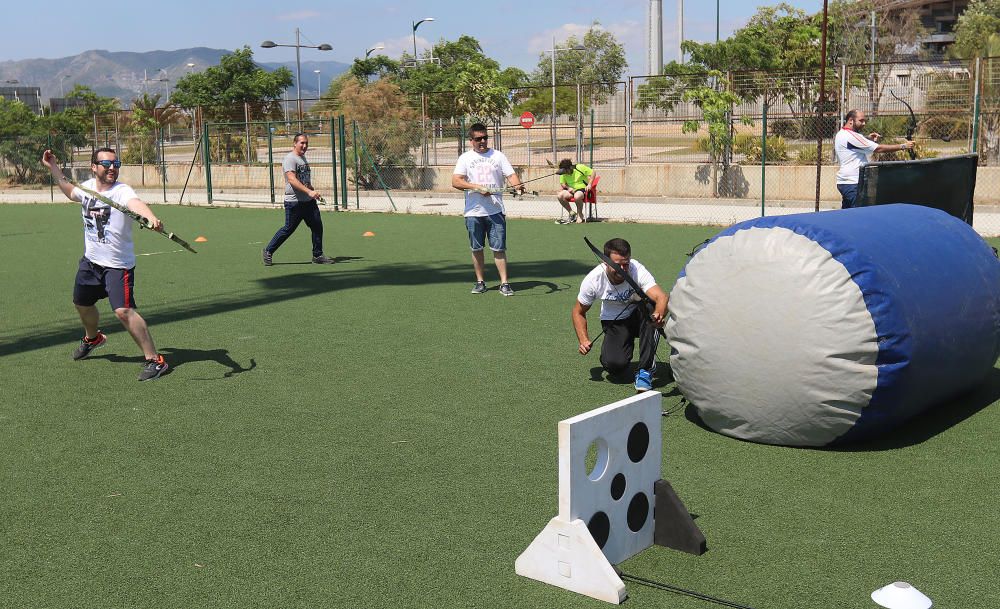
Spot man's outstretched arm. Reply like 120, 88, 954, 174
41, 150, 76, 200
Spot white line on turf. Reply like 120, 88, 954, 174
138, 250, 184, 256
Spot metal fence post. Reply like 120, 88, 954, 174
972, 57, 982, 154
625, 77, 632, 165
160, 127, 167, 203
761, 102, 768, 217
338, 115, 348, 209
330, 116, 339, 208
589, 108, 594, 167
353, 119, 360, 209
203, 121, 213, 206
576, 82, 583, 159
839, 64, 847, 126
48, 133, 53, 202
421, 92, 428, 166
267, 122, 275, 204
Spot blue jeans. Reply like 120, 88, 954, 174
837, 183, 859, 209
465, 214, 506, 251
266, 200, 324, 256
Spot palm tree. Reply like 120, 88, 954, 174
124, 93, 187, 167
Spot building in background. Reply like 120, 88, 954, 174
0, 86, 42, 115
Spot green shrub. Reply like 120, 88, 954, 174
770, 119, 802, 139
735, 133, 788, 163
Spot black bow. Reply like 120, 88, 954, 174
889, 88, 917, 160
584, 237, 667, 338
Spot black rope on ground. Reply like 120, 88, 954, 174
619, 572, 760, 609
686, 238, 711, 257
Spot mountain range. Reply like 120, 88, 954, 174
0, 47, 351, 107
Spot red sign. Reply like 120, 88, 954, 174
519, 111, 536, 129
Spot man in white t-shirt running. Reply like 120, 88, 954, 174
834, 109, 913, 209
42, 147, 169, 381
572, 237, 669, 392
452, 122, 524, 296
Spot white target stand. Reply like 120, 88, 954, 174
517, 391, 704, 603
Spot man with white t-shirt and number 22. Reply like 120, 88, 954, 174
452, 122, 525, 296
42, 147, 169, 381
572, 237, 669, 393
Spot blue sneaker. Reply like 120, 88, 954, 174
634, 368, 653, 393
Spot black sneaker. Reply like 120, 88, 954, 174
138, 355, 169, 382
312, 255, 336, 264
262, 249, 273, 266
499, 283, 515, 296
72, 331, 107, 360
471, 280, 487, 294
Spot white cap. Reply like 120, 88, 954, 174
871, 582, 932, 609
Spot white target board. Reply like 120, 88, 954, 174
516, 392, 662, 604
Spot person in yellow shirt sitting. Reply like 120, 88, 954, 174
555, 158, 593, 224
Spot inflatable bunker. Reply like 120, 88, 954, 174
666, 204, 1000, 447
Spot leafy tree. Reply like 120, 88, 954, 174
350, 55, 401, 82
337, 78, 420, 188
122, 93, 186, 166
952, 0, 1000, 58
453, 63, 515, 124
519, 23, 627, 118
633, 62, 711, 113
395, 35, 526, 119
683, 4, 821, 111
951, 0, 1000, 163
827, 0, 928, 66
171, 46, 293, 121
0, 98, 87, 184
679, 76, 746, 196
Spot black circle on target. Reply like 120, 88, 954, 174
588, 511, 611, 548
627, 492, 650, 532
627, 422, 649, 463
610, 473, 626, 500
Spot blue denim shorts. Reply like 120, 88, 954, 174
465, 213, 506, 251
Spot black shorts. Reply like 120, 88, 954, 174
72, 257, 137, 310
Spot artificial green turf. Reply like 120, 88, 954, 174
1, 204, 998, 608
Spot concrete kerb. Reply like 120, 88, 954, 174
4, 188, 999, 236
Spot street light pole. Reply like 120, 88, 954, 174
314, 69, 321, 97
294, 27, 303, 119
412, 17, 435, 61
365, 44, 385, 59
546, 39, 587, 164
261, 28, 332, 121
551, 37, 557, 165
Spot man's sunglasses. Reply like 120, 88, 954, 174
95, 160, 122, 169
471, 135, 489, 142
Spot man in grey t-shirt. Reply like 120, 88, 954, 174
262, 133, 335, 265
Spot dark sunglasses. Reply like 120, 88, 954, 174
95, 160, 122, 169
471, 135, 489, 142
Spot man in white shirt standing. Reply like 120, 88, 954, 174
834, 109, 913, 209
41, 147, 169, 381
452, 122, 525, 296
572, 238, 669, 392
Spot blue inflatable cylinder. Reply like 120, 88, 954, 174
666, 204, 1000, 446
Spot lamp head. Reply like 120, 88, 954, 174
261, 41, 277, 48
318, 44, 332, 51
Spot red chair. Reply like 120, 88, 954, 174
584, 174, 601, 222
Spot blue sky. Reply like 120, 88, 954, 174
5, 0, 822, 74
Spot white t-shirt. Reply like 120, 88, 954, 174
834, 128, 879, 184
453, 148, 515, 217
71, 179, 138, 269
577, 259, 657, 321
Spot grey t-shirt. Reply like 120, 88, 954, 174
283, 151, 313, 203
